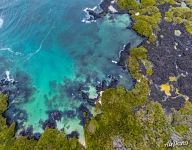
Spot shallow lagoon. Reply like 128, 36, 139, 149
0, 0, 143, 143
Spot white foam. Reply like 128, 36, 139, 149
5, 70, 14, 82
0, 47, 13, 53
81, 7, 98, 24
0, 47, 22, 55
108, 5, 118, 13
112, 60, 117, 64
0, 17, 4, 28
81, 18, 94, 24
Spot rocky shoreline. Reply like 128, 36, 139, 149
84, 0, 127, 21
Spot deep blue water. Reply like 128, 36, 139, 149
0, 0, 143, 143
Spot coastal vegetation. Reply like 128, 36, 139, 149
118, 0, 162, 42
84, 44, 192, 149
165, 7, 192, 34
118, 0, 192, 40
85, 46, 163, 150
129, 46, 153, 76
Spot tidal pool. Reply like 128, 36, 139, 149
0, 0, 143, 143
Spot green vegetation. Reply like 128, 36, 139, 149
158, 0, 176, 5
85, 90, 172, 149
0, 94, 8, 132
118, 0, 139, 10
169, 100, 192, 149
186, 0, 192, 7
85, 89, 192, 149
118, 0, 192, 39
10, 137, 37, 150
141, 0, 156, 6
129, 46, 153, 77
118, 0, 162, 42
36, 129, 83, 150
185, 21, 192, 34
174, 124, 189, 136
179, 100, 192, 115
165, 7, 192, 34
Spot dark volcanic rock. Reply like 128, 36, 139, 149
113, 137, 128, 150
33, 132, 41, 140
178, 75, 192, 99
117, 43, 131, 69
64, 110, 76, 118
158, 3, 170, 18
19, 126, 33, 138
145, 20, 192, 110
77, 104, 92, 126
42, 118, 56, 129
47, 110, 63, 121
87, 9, 102, 20
67, 131, 79, 138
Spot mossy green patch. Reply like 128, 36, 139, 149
118, 0, 162, 42
179, 100, 192, 115
175, 124, 189, 136
165, 7, 192, 34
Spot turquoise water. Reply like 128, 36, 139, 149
0, 0, 143, 143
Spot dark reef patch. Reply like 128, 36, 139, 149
41, 118, 57, 130
63, 110, 76, 118
0, 71, 35, 104
117, 43, 131, 70
0, 70, 36, 128
47, 110, 63, 121
157, 3, 170, 18
67, 131, 80, 139
77, 104, 93, 126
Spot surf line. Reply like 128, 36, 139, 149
0, 47, 23, 56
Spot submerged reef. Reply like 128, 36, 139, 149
0, 94, 84, 150
0, 0, 192, 150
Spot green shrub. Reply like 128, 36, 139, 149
10, 137, 37, 150
130, 47, 148, 59
179, 100, 192, 115
185, 21, 192, 35
0, 94, 8, 114
141, 0, 156, 6
175, 124, 189, 136
133, 20, 153, 39
165, 7, 192, 34
118, 0, 139, 10
36, 128, 81, 150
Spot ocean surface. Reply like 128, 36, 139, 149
0, 0, 143, 143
